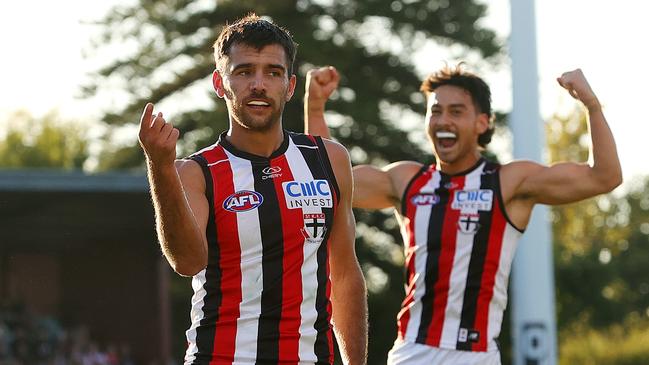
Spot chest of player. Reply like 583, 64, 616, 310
213, 164, 337, 251
403, 162, 504, 237
412, 187, 495, 230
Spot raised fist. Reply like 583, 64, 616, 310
306, 66, 340, 104
557, 69, 600, 110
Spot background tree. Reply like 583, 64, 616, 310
547, 107, 649, 364
84, 0, 502, 168
84, 1, 503, 362
0, 110, 88, 169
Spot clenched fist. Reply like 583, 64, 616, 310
557, 69, 600, 111
138, 102, 180, 167
305, 66, 340, 107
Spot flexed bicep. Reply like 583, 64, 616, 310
510, 160, 613, 206
352, 161, 422, 210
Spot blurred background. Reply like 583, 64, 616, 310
1, 0, 648, 364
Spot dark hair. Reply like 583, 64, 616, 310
213, 13, 297, 76
420, 64, 495, 148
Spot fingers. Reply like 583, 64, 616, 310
140, 104, 166, 131
138, 103, 180, 166
326, 66, 340, 85
556, 77, 576, 100
557, 71, 577, 99
308, 66, 339, 86
314, 66, 339, 86
151, 112, 166, 131
160, 120, 179, 142
140, 103, 154, 129
138, 103, 179, 145
140, 105, 170, 132
306, 66, 340, 103
557, 68, 593, 101
169, 127, 180, 143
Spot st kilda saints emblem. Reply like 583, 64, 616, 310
301, 213, 327, 244
458, 213, 481, 234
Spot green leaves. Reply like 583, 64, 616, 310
0, 111, 88, 170
83, 0, 501, 170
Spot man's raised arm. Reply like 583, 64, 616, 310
509, 69, 623, 205
304, 66, 339, 138
138, 102, 209, 276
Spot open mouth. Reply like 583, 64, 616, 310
247, 100, 270, 106
246, 99, 271, 110
435, 131, 457, 148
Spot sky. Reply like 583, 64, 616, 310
0, 0, 647, 186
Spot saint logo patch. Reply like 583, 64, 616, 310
458, 213, 481, 234
301, 213, 327, 244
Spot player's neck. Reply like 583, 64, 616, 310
226, 123, 284, 158
437, 151, 482, 175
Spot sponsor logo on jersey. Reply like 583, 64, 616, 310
301, 213, 327, 244
452, 189, 493, 211
410, 193, 440, 206
282, 180, 333, 209
223, 190, 264, 212
262, 166, 282, 180
458, 328, 480, 343
458, 213, 481, 234
444, 182, 460, 190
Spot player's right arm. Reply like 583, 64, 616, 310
353, 162, 423, 210
138, 103, 208, 276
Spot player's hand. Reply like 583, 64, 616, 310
305, 66, 340, 106
138, 103, 179, 167
557, 69, 600, 111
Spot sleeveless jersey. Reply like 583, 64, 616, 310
184, 131, 340, 365
396, 158, 523, 352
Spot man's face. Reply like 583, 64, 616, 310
425, 84, 488, 165
213, 43, 296, 132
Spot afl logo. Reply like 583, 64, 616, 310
223, 190, 264, 212
411, 193, 440, 206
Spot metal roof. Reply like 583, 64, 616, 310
0, 169, 148, 192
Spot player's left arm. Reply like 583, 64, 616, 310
324, 139, 368, 365
511, 69, 622, 205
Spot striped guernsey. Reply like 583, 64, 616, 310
184, 131, 339, 365
397, 158, 523, 352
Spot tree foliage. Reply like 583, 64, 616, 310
85, 1, 503, 363
84, 0, 502, 169
548, 108, 649, 364
0, 110, 88, 169
559, 315, 649, 365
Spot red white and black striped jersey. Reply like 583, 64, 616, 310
396, 158, 523, 352
184, 131, 340, 365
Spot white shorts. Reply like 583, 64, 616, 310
387, 339, 502, 365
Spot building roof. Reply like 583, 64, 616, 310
0, 169, 148, 192
0, 169, 155, 251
